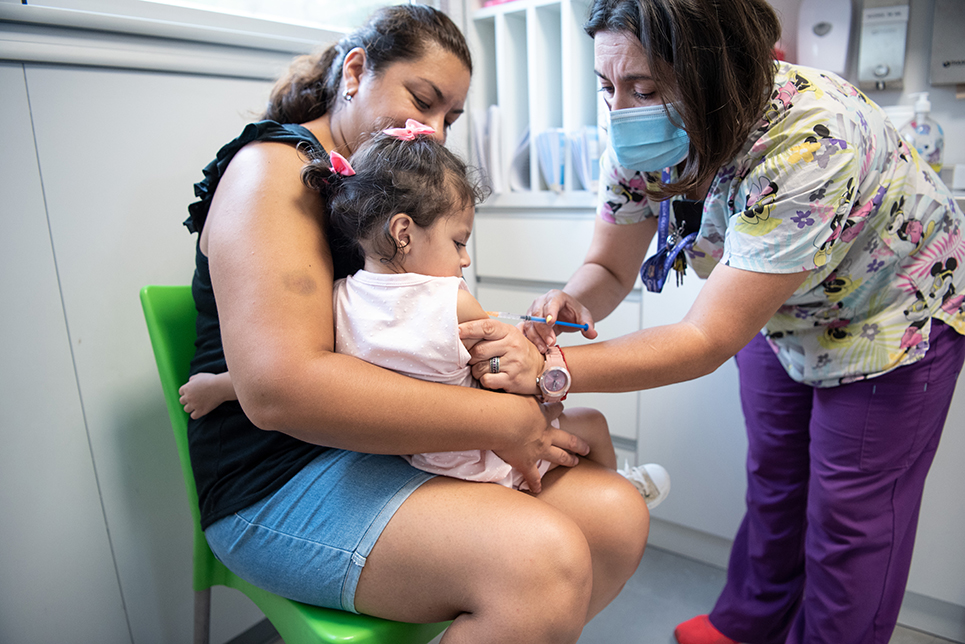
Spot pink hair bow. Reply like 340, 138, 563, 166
329, 150, 355, 176
382, 119, 436, 141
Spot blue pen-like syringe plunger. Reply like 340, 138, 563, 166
486, 311, 589, 331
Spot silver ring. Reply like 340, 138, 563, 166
489, 356, 500, 374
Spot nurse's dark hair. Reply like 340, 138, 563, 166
585, 0, 781, 199
262, 4, 472, 124
301, 132, 488, 277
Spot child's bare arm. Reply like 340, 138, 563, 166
179, 372, 237, 419
456, 288, 490, 351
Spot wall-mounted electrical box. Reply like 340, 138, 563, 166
857, 1, 909, 91
930, 0, 965, 85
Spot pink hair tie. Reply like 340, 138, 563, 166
382, 119, 435, 141
328, 150, 355, 176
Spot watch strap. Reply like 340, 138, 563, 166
544, 345, 566, 371
538, 346, 570, 403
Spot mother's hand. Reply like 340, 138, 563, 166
460, 318, 544, 394
494, 401, 589, 494
524, 289, 598, 352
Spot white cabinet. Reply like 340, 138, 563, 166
636, 268, 748, 539
0, 6, 345, 639
473, 210, 596, 281
23, 64, 273, 644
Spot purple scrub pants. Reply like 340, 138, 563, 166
710, 321, 964, 644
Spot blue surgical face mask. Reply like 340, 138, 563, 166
607, 104, 690, 172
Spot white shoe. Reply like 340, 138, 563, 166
618, 460, 670, 509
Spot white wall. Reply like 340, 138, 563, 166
0, 6, 337, 637
0, 60, 132, 644
0, 60, 279, 644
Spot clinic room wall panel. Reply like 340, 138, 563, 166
20, 63, 273, 644
904, 374, 965, 610
0, 61, 132, 644
636, 271, 749, 544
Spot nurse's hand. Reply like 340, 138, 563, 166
523, 289, 598, 352
460, 318, 544, 395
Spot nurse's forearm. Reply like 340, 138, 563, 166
560, 264, 811, 393
562, 321, 728, 393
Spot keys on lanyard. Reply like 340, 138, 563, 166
639, 169, 702, 293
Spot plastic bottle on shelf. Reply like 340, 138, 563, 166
899, 92, 944, 174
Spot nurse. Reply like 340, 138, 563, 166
460, 0, 965, 642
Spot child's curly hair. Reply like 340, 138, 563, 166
302, 132, 489, 277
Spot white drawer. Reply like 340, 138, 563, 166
473, 213, 596, 283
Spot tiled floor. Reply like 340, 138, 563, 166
263, 545, 957, 643
577, 546, 957, 644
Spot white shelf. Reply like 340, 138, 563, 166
478, 189, 597, 211
469, 0, 599, 202
474, 0, 563, 19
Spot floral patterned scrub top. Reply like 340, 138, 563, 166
598, 62, 965, 387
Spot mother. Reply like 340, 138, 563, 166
463, 0, 965, 642
183, 5, 648, 643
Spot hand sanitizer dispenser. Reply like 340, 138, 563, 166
798, 0, 852, 75
857, 2, 909, 90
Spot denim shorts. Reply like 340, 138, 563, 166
204, 450, 435, 613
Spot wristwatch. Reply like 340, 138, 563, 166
537, 346, 571, 403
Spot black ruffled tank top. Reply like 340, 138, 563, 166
185, 121, 329, 530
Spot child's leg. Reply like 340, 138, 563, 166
179, 371, 237, 419
558, 407, 617, 470
557, 407, 671, 509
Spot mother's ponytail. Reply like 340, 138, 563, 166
262, 45, 343, 124
262, 4, 472, 125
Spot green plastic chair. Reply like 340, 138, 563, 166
140, 285, 450, 644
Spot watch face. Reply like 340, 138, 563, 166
542, 368, 569, 393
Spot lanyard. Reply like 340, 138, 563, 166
639, 169, 700, 293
